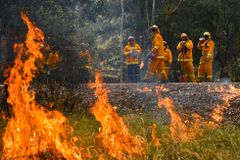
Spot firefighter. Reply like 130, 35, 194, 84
163, 41, 172, 80
46, 51, 61, 71
124, 36, 142, 82
79, 43, 92, 83
177, 33, 196, 82
144, 25, 167, 83
197, 32, 215, 82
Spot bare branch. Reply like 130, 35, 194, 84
166, 0, 184, 16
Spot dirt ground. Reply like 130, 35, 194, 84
1, 83, 240, 125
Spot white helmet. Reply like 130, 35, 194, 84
128, 36, 135, 41
150, 25, 159, 32
180, 33, 188, 38
203, 32, 211, 38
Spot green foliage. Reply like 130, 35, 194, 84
0, 0, 239, 81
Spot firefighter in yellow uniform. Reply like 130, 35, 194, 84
163, 41, 172, 80
145, 25, 167, 83
124, 36, 142, 82
79, 43, 92, 83
197, 32, 215, 82
47, 52, 61, 70
177, 33, 196, 82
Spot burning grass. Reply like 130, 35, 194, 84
1, 11, 240, 160
1, 12, 84, 159
1, 113, 240, 159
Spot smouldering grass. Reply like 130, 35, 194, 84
1, 114, 240, 159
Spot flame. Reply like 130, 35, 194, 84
1, 12, 83, 159
98, 154, 105, 160
137, 87, 153, 93
208, 85, 240, 127
0, 113, 7, 120
89, 72, 146, 160
157, 89, 202, 142
3, 65, 12, 78
151, 124, 160, 147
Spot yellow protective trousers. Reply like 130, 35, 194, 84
164, 66, 170, 80
179, 61, 196, 82
198, 60, 213, 82
145, 58, 167, 82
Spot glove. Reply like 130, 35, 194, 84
139, 61, 144, 69
150, 52, 157, 60
199, 37, 205, 41
204, 43, 209, 48
131, 51, 138, 58
181, 41, 186, 46
128, 51, 133, 57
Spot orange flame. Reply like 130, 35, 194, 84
157, 88, 202, 142
151, 123, 160, 147
89, 72, 145, 160
208, 85, 240, 127
137, 87, 153, 93
0, 113, 7, 120
2, 12, 83, 159
3, 65, 12, 78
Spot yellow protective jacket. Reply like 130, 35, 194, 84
152, 33, 165, 59
79, 49, 92, 69
124, 42, 142, 65
177, 39, 193, 62
197, 40, 215, 64
164, 48, 172, 68
47, 52, 61, 70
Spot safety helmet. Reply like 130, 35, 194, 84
80, 43, 89, 49
128, 36, 135, 41
150, 25, 160, 32
203, 32, 211, 38
80, 43, 86, 47
180, 33, 188, 38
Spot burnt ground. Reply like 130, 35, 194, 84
0, 83, 240, 125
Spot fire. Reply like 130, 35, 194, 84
208, 85, 240, 127
151, 123, 160, 147
2, 12, 83, 159
89, 72, 146, 160
0, 113, 7, 120
156, 84, 240, 141
3, 65, 12, 78
137, 87, 153, 93
157, 88, 202, 142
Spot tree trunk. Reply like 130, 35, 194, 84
151, 0, 155, 25
146, 0, 150, 28
120, 0, 124, 83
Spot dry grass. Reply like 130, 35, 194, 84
69, 113, 240, 160
1, 113, 240, 159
